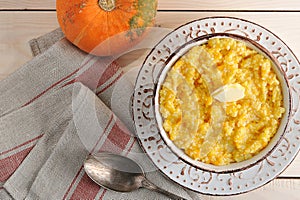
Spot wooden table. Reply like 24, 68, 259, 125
1, 1, 300, 199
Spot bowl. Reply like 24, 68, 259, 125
154, 32, 291, 173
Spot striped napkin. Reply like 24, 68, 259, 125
0, 29, 193, 200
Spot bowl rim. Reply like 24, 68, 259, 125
154, 32, 292, 173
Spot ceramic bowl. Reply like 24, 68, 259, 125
154, 32, 291, 173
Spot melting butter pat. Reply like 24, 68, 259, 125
212, 83, 245, 102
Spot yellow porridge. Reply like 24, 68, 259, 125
159, 38, 285, 166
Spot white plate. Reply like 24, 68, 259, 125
132, 16, 300, 195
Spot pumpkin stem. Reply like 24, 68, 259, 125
98, 0, 116, 12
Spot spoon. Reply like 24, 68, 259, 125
83, 152, 188, 200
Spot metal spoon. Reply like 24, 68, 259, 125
84, 152, 188, 200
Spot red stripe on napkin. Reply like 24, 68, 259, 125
22, 69, 80, 107
69, 172, 101, 200
62, 59, 121, 94
77, 58, 120, 91
62, 58, 111, 89
96, 61, 120, 88
63, 166, 84, 200
106, 119, 132, 150
125, 139, 136, 155
96, 72, 123, 95
22, 56, 94, 107
89, 115, 114, 154
0, 146, 34, 182
99, 119, 133, 154
0, 134, 43, 156
99, 190, 107, 199
0, 135, 44, 182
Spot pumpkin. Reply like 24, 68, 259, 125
56, 0, 158, 56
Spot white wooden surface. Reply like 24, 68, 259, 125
1, 0, 300, 10
0, 0, 300, 199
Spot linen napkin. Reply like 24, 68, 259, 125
0, 29, 194, 200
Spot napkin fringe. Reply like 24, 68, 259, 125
29, 28, 64, 56
28, 39, 41, 56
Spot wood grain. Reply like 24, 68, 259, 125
0, 11, 300, 178
0, 11, 58, 75
158, 0, 300, 11
199, 179, 300, 200
0, 0, 300, 11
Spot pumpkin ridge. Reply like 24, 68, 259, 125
104, 11, 110, 53
115, 0, 136, 13
73, 10, 103, 46
108, 12, 124, 36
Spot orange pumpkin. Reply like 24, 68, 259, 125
56, 0, 158, 56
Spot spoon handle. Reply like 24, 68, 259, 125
141, 178, 188, 200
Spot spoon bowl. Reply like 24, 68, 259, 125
84, 152, 188, 200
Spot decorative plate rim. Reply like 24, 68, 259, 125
132, 16, 300, 196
